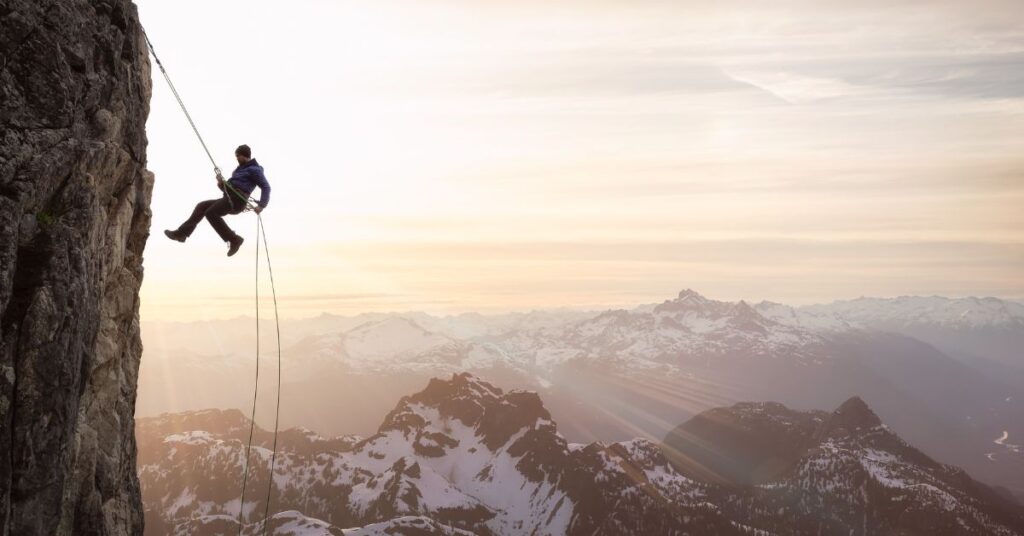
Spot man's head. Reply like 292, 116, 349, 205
235, 144, 252, 164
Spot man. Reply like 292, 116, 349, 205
164, 144, 271, 256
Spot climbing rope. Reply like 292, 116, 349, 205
142, 29, 254, 209
142, 29, 283, 536
142, 31, 220, 175
257, 215, 284, 535
239, 215, 283, 536
237, 217, 261, 531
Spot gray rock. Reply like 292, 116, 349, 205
1, 0, 152, 534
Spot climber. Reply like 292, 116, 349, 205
163, 145, 271, 256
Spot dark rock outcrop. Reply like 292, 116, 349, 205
662, 401, 826, 486
817, 395, 882, 438
664, 398, 1024, 535
662, 397, 887, 487
1, 0, 152, 534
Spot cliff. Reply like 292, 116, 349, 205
0, 0, 152, 534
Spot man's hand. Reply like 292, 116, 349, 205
254, 206, 264, 215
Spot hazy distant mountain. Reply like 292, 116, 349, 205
137, 289, 1024, 500
137, 374, 1024, 535
796, 295, 1024, 388
805, 295, 1024, 331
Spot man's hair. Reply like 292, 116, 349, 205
235, 144, 252, 158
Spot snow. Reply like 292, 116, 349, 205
754, 302, 853, 332
341, 317, 462, 363
340, 516, 475, 536
164, 431, 215, 445
166, 487, 197, 517
356, 402, 575, 535
859, 448, 911, 489
269, 511, 339, 535
803, 295, 1024, 330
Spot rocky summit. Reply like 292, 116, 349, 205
665, 397, 1024, 535
138, 373, 1024, 535
1, 0, 153, 534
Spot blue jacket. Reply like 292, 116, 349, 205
226, 159, 271, 208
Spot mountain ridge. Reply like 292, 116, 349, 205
137, 288, 1024, 499
138, 373, 1024, 535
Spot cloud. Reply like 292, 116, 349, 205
721, 69, 868, 103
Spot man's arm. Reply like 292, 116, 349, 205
255, 168, 271, 209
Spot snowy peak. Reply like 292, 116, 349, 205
652, 290, 782, 335
546, 289, 827, 364
341, 317, 464, 362
673, 288, 712, 306
654, 288, 720, 315
379, 373, 554, 455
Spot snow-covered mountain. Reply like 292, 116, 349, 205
138, 374, 1024, 535
290, 316, 524, 374
496, 289, 833, 367
137, 289, 1024, 500
804, 295, 1024, 331
256, 290, 1023, 379
797, 295, 1024, 388
138, 374, 732, 535
666, 396, 1024, 535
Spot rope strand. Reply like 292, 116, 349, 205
144, 28, 253, 209
143, 28, 283, 536
142, 31, 219, 173
237, 216, 262, 534
258, 214, 283, 536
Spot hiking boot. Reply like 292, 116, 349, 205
227, 236, 244, 257
164, 229, 186, 242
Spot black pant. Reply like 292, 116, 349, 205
176, 193, 246, 241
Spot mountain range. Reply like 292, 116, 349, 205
137, 373, 1024, 535
137, 290, 1024, 498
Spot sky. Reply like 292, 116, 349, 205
136, 0, 1024, 321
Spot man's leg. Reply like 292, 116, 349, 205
172, 198, 219, 238
204, 196, 240, 242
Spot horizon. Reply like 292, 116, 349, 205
137, 287, 1024, 323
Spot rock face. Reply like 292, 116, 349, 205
1, 0, 152, 534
